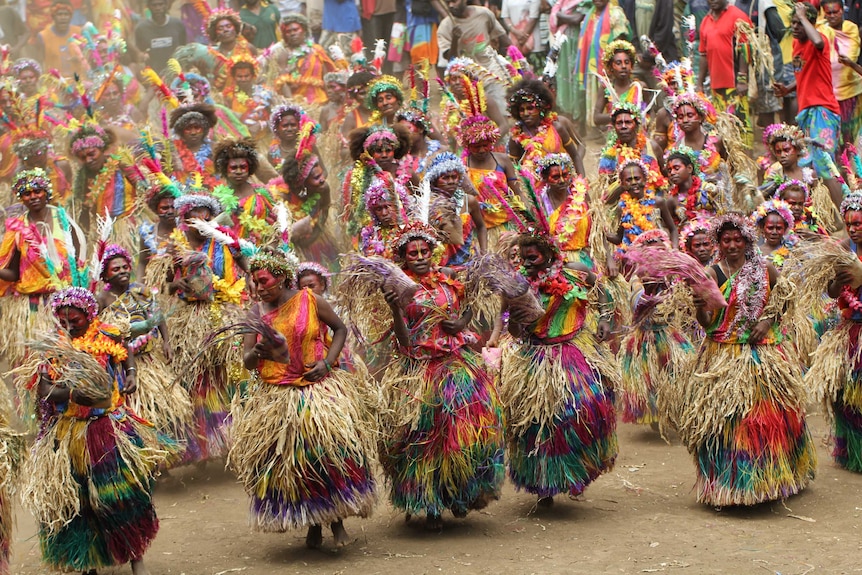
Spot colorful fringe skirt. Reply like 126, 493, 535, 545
500, 333, 618, 498
619, 323, 695, 426
678, 340, 816, 506
379, 348, 505, 518
227, 371, 377, 531
806, 321, 862, 472
21, 407, 167, 572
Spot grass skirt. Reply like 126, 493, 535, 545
227, 372, 377, 531
0, 295, 55, 367
619, 323, 695, 425
678, 340, 816, 506
806, 321, 862, 472
378, 348, 505, 517
500, 332, 619, 498
22, 407, 166, 571
127, 352, 195, 466
0, 423, 23, 575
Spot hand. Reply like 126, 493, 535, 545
452, 25, 462, 41
839, 54, 853, 67
382, 287, 401, 309
440, 315, 467, 335
794, 2, 808, 20
169, 278, 191, 295
596, 320, 611, 342
833, 269, 855, 288
735, 81, 748, 95
124, 372, 138, 394
773, 82, 789, 98
70, 388, 96, 406
161, 339, 174, 362
303, 360, 329, 382
607, 259, 619, 279
749, 318, 773, 342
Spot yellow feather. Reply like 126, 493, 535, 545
193, 172, 203, 189
166, 58, 182, 78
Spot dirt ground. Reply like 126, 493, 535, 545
9, 409, 862, 575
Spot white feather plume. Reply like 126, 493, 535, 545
542, 59, 558, 79
189, 218, 236, 245
549, 31, 567, 52
274, 201, 292, 243
97, 208, 114, 244
328, 44, 346, 63
415, 178, 432, 225
373, 39, 387, 62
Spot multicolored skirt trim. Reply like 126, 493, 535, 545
679, 340, 816, 506
21, 407, 167, 571
619, 323, 695, 425
379, 348, 505, 517
228, 371, 377, 531
500, 331, 618, 498
806, 321, 862, 472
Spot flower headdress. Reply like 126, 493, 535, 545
665, 145, 701, 177
69, 123, 111, 155
228, 53, 260, 77
13, 168, 53, 200
424, 152, 466, 185
205, 8, 242, 43
670, 92, 716, 125
631, 228, 670, 248
364, 176, 409, 225
752, 199, 794, 229
11, 127, 52, 159
269, 103, 314, 135
709, 212, 758, 247
679, 216, 712, 252
458, 115, 500, 148
763, 123, 807, 155
840, 191, 862, 216
99, 244, 131, 280
297, 261, 330, 290
12, 58, 41, 77
249, 248, 297, 278
394, 106, 432, 134
611, 100, 645, 127
602, 39, 637, 70
616, 156, 651, 182
775, 179, 810, 202
535, 153, 575, 179
363, 125, 399, 151
365, 75, 403, 110
507, 78, 554, 118
388, 220, 439, 261
51, 287, 99, 321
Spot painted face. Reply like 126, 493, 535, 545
156, 196, 176, 220
298, 272, 326, 295
447, 75, 467, 99
845, 210, 862, 244
773, 140, 799, 169
823, 1, 843, 28
675, 105, 701, 134
20, 186, 48, 212
613, 112, 637, 144
184, 206, 213, 228
507, 244, 522, 270
666, 158, 693, 186
226, 158, 250, 185
620, 165, 646, 196
466, 141, 493, 156
76, 146, 106, 172
372, 200, 396, 226
610, 51, 632, 80
100, 82, 122, 111
17, 69, 39, 94
519, 101, 543, 128
545, 165, 571, 191
275, 114, 299, 143
325, 81, 345, 101
216, 19, 237, 43
762, 213, 788, 247
282, 22, 306, 47
57, 307, 90, 338
434, 170, 461, 195
253, 269, 285, 302
181, 123, 206, 146
233, 66, 255, 90
780, 188, 806, 222
689, 233, 714, 265
304, 164, 326, 189
347, 84, 367, 105
404, 239, 432, 275
370, 146, 395, 165
718, 228, 747, 260
376, 91, 399, 116
105, 256, 131, 285
520, 244, 548, 277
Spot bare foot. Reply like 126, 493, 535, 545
537, 496, 554, 508
451, 505, 467, 518
306, 525, 323, 549
425, 513, 443, 531
331, 520, 351, 547
131, 558, 150, 575
470, 493, 492, 511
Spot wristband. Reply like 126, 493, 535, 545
126, 367, 137, 373
323, 359, 332, 372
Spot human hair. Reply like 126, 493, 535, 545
347, 124, 411, 161
797, 1, 817, 22
213, 138, 260, 177
346, 71, 376, 90
666, 151, 694, 169
507, 79, 555, 120
516, 233, 558, 265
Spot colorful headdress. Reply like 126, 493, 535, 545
616, 156, 651, 181
365, 75, 403, 109
228, 53, 260, 76
665, 145, 701, 177
709, 212, 758, 247
458, 115, 500, 148
670, 92, 716, 124
763, 123, 807, 155
611, 100, 645, 126
213, 138, 259, 176
249, 249, 297, 278
424, 152, 466, 185
389, 220, 439, 259
507, 78, 554, 117
840, 191, 862, 216
630, 228, 670, 248
175, 185, 223, 219
51, 287, 98, 321
296, 261, 330, 290
13, 168, 53, 200
752, 199, 794, 229
12, 127, 52, 159
679, 216, 712, 252
363, 125, 399, 151
69, 123, 111, 155
394, 106, 431, 133
12, 58, 42, 77
364, 176, 408, 216
602, 39, 637, 70
280, 12, 310, 33
99, 244, 131, 280
775, 179, 810, 202
535, 153, 575, 179
324, 70, 349, 85
205, 8, 242, 42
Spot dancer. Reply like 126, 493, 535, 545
212, 138, 276, 242
231, 249, 375, 547
379, 222, 505, 529
680, 213, 816, 506
501, 231, 618, 505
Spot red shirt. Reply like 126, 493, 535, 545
699, 6, 752, 90
793, 35, 841, 114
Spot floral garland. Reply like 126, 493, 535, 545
543, 180, 588, 248
840, 285, 862, 316
175, 139, 217, 187
72, 321, 128, 363
766, 244, 791, 269
512, 112, 558, 159
87, 156, 121, 212
359, 225, 394, 256
619, 192, 657, 249
521, 259, 573, 298
682, 176, 718, 219
405, 268, 465, 299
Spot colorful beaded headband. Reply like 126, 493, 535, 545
840, 191, 862, 216
51, 287, 98, 321
709, 212, 758, 246
13, 168, 53, 200
752, 199, 794, 229
424, 152, 465, 185
296, 261, 330, 289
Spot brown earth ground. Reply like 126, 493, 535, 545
9, 409, 862, 575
